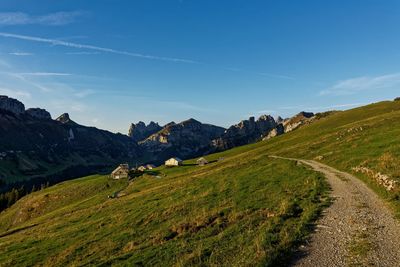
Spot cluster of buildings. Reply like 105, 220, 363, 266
110, 156, 211, 179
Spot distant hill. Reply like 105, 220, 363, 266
0, 96, 141, 192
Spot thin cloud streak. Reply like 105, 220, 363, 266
9, 52, 33, 56
0, 11, 85, 26
0, 32, 198, 64
279, 102, 367, 111
66, 51, 100, 55
18, 72, 72, 76
321, 73, 400, 95
0, 87, 31, 98
258, 72, 295, 80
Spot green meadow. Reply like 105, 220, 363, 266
1, 99, 400, 266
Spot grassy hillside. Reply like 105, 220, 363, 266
1, 99, 400, 266
259, 100, 400, 216
0, 157, 328, 266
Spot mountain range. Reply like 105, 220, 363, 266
0, 95, 318, 192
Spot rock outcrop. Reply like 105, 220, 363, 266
0, 95, 25, 114
56, 113, 74, 124
139, 118, 225, 161
0, 96, 141, 192
26, 108, 51, 120
128, 121, 162, 141
282, 112, 315, 133
212, 115, 277, 150
263, 123, 285, 140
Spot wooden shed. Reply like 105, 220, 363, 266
111, 164, 129, 179
137, 165, 147, 172
146, 164, 156, 170
165, 157, 183, 167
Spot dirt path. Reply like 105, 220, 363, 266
272, 156, 400, 267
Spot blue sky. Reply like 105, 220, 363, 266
0, 0, 400, 133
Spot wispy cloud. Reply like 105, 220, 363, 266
222, 67, 294, 80
0, 58, 11, 68
49, 100, 88, 113
6, 72, 52, 92
0, 11, 85, 26
279, 102, 366, 111
18, 72, 72, 76
321, 73, 400, 95
0, 32, 198, 63
258, 72, 294, 80
256, 109, 276, 114
9, 52, 33, 56
74, 89, 95, 98
66, 51, 100, 55
0, 87, 31, 98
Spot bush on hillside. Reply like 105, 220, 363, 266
128, 169, 144, 179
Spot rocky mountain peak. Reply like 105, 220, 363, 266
298, 111, 314, 118
213, 114, 277, 150
276, 116, 284, 124
0, 95, 25, 115
128, 121, 162, 142
26, 108, 52, 120
56, 113, 73, 124
139, 118, 225, 161
282, 111, 315, 133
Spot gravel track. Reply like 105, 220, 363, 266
272, 156, 400, 267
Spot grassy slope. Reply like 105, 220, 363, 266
1, 99, 400, 266
260, 100, 400, 216
0, 157, 328, 266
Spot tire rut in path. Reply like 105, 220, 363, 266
271, 156, 400, 267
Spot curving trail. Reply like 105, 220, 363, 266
271, 156, 400, 267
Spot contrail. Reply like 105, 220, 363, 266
0, 32, 198, 63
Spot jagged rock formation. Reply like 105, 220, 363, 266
0, 95, 25, 114
56, 113, 75, 124
128, 121, 162, 141
0, 96, 52, 120
26, 108, 51, 120
0, 97, 141, 192
282, 111, 315, 132
139, 118, 225, 161
263, 123, 285, 140
212, 115, 277, 150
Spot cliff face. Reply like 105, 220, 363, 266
0, 96, 25, 114
128, 121, 162, 141
212, 115, 277, 150
0, 96, 141, 191
139, 118, 225, 161
26, 108, 52, 120
282, 112, 315, 133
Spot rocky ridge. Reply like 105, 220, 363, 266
128, 121, 162, 141
212, 115, 277, 150
139, 118, 225, 161
26, 108, 52, 120
0, 96, 140, 192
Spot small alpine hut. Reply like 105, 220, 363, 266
165, 157, 183, 167
137, 165, 147, 172
197, 157, 208, 166
146, 164, 156, 170
111, 164, 129, 179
